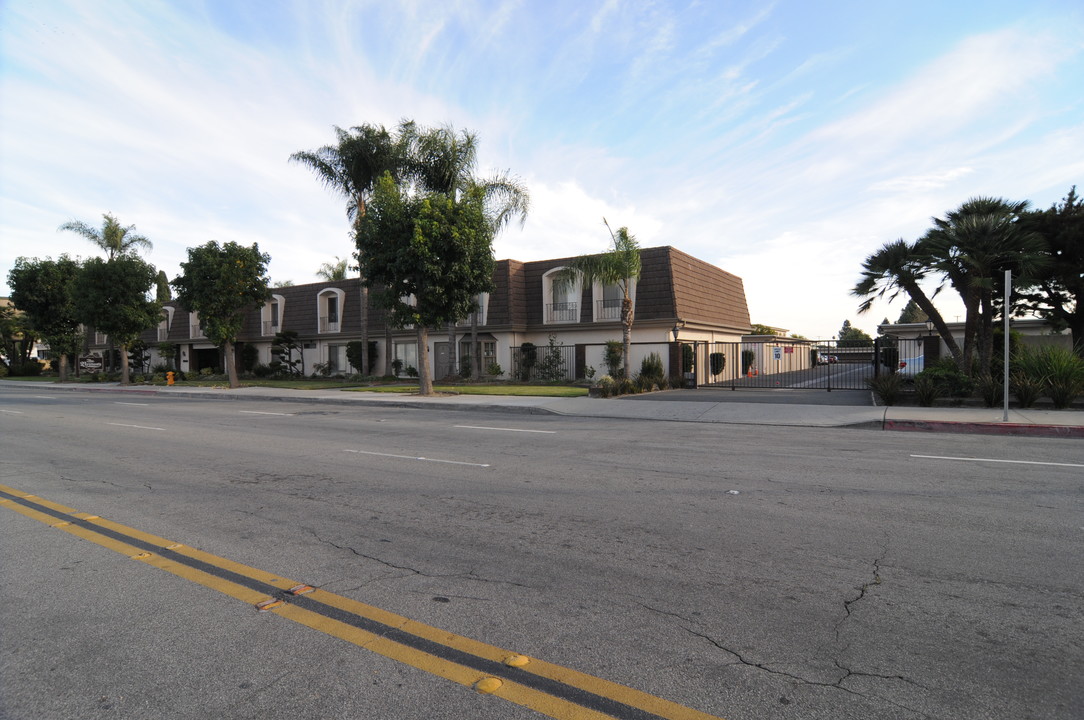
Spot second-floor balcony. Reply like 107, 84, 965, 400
157, 327, 169, 341
263, 321, 280, 336
546, 302, 578, 323
596, 299, 622, 321
190, 323, 206, 339
319, 316, 340, 333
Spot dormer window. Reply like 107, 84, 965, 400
592, 279, 636, 322
317, 288, 345, 333
262, 294, 285, 336
157, 307, 175, 341
190, 311, 206, 339
543, 268, 581, 324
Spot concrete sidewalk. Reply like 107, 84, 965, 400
3, 380, 1083, 438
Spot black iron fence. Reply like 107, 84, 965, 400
683, 338, 928, 391
511, 342, 576, 382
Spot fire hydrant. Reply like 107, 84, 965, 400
167, 371, 175, 386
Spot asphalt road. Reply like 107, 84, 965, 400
1, 388, 1082, 719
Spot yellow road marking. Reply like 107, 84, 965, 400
0, 484, 724, 720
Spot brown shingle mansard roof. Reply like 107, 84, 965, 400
487, 245, 750, 331
145, 246, 749, 341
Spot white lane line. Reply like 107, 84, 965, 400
0, 409, 24, 414
239, 410, 295, 416
454, 425, 556, 434
911, 454, 1084, 469
344, 449, 490, 468
115, 402, 151, 406
107, 422, 165, 432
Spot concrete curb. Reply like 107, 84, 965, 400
884, 419, 1084, 439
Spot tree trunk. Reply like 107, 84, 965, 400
225, 339, 239, 388
57, 353, 69, 383
621, 295, 634, 378
471, 311, 480, 380
961, 290, 980, 374
417, 327, 433, 395
979, 287, 995, 375
447, 321, 457, 379
904, 281, 963, 367
359, 285, 370, 376
384, 328, 393, 376
119, 343, 130, 385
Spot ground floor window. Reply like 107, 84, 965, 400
458, 339, 496, 373
327, 344, 346, 374
393, 341, 418, 376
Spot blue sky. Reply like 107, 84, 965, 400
2, 0, 1081, 339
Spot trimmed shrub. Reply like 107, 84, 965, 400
603, 340, 623, 378
741, 349, 755, 375
640, 352, 665, 384
709, 352, 725, 376
916, 358, 973, 398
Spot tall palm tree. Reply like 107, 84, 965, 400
852, 238, 963, 367
401, 123, 530, 233
398, 122, 529, 380
552, 221, 641, 378
316, 256, 349, 282
921, 197, 1046, 373
291, 124, 404, 375
58, 213, 152, 259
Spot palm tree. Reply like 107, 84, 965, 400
552, 220, 641, 378
58, 213, 152, 259
401, 123, 530, 232
316, 256, 349, 282
852, 238, 963, 367
291, 124, 404, 375
397, 122, 529, 381
921, 197, 1046, 373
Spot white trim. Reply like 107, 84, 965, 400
543, 267, 581, 324
317, 288, 345, 333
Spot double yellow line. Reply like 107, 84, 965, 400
0, 484, 724, 720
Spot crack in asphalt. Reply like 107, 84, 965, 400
308, 530, 533, 589
634, 537, 931, 717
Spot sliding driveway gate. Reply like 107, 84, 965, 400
680, 338, 929, 391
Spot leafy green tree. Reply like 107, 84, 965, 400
291, 124, 405, 375
0, 303, 35, 370
551, 221, 640, 377
155, 270, 171, 302
836, 319, 873, 347
357, 175, 495, 395
749, 323, 777, 336
398, 122, 529, 380
852, 238, 962, 366
896, 299, 928, 324
7, 255, 83, 381
172, 241, 271, 389
73, 255, 160, 384
58, 213, 152, 259
270, 329, 303, 376
921, 197, 1046, 373
1017, 186, 1084, 355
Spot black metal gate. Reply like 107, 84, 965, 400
681, 338, 927, 391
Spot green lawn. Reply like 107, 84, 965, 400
350, 384, 588, 397
4, 374, 586, 397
